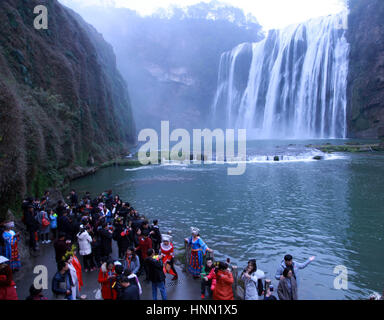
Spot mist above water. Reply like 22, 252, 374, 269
211, 12, 350, 139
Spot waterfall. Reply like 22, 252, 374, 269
211, 11, 350, 139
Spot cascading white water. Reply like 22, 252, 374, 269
211, 11, 350, 139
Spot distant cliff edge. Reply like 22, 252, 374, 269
347, 0, 384, 139
0, 0, 136, 218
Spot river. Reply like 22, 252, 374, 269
69, 139, 384, 300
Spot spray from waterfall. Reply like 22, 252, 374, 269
211, 11, 350, 139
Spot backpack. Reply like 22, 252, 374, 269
42, 212, 50, 227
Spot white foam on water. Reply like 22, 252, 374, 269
245, 153, 347, 164
124, 152, 348, 171
211, 11, 350, 139
124, 166, 154, 171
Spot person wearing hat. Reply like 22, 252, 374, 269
184, 227, 213, 278
2, 222, 21, 272
160, 235, 178, 280
26, 284, 48, 300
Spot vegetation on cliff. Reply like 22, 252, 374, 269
0, 0, 136, 219
347, 0, 384, 138
63, 0, 264, 132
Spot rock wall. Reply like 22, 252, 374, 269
0, 0, 136, 218
347, 0, 384, 138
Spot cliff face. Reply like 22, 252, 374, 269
64, 2, 264, 132
0, 0, 136, 218
347, 0, 384, 138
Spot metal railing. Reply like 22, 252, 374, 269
182, 240, 244, 299
184, 240, 191, 271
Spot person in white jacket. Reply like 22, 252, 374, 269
77, 225, 96, 272
241, 259, 265, 300
66, 255, 78, 300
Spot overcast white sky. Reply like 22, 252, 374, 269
60, 0, 347, 30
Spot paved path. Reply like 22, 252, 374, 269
14, 241, 202, 300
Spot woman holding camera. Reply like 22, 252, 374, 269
241, 259, 266, 300
211, 262, 234, 300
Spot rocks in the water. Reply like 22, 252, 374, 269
313, 156, 323, 160
313, 143, 383, 153
274, 156, 279, 161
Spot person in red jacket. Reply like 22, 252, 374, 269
212, 262, 234, 300
205, 265, 217, 296
0, 259, 18, 300
160, 235, 178, 280
71, 253, 84, 293
97, 259, 117, 300
136, 230, 152, 281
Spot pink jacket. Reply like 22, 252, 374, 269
206, 268, 217, 292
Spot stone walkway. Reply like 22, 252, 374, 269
14, 240, 202, 300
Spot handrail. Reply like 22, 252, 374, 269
184, 240, 191, 272
231, 265, 239, 299
182, 238, 245, 299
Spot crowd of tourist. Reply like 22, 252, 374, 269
0, 189, 383, 301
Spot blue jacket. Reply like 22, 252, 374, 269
52, 271, 72, 296
123, 255, 140, 275
50, 214, 58, 229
